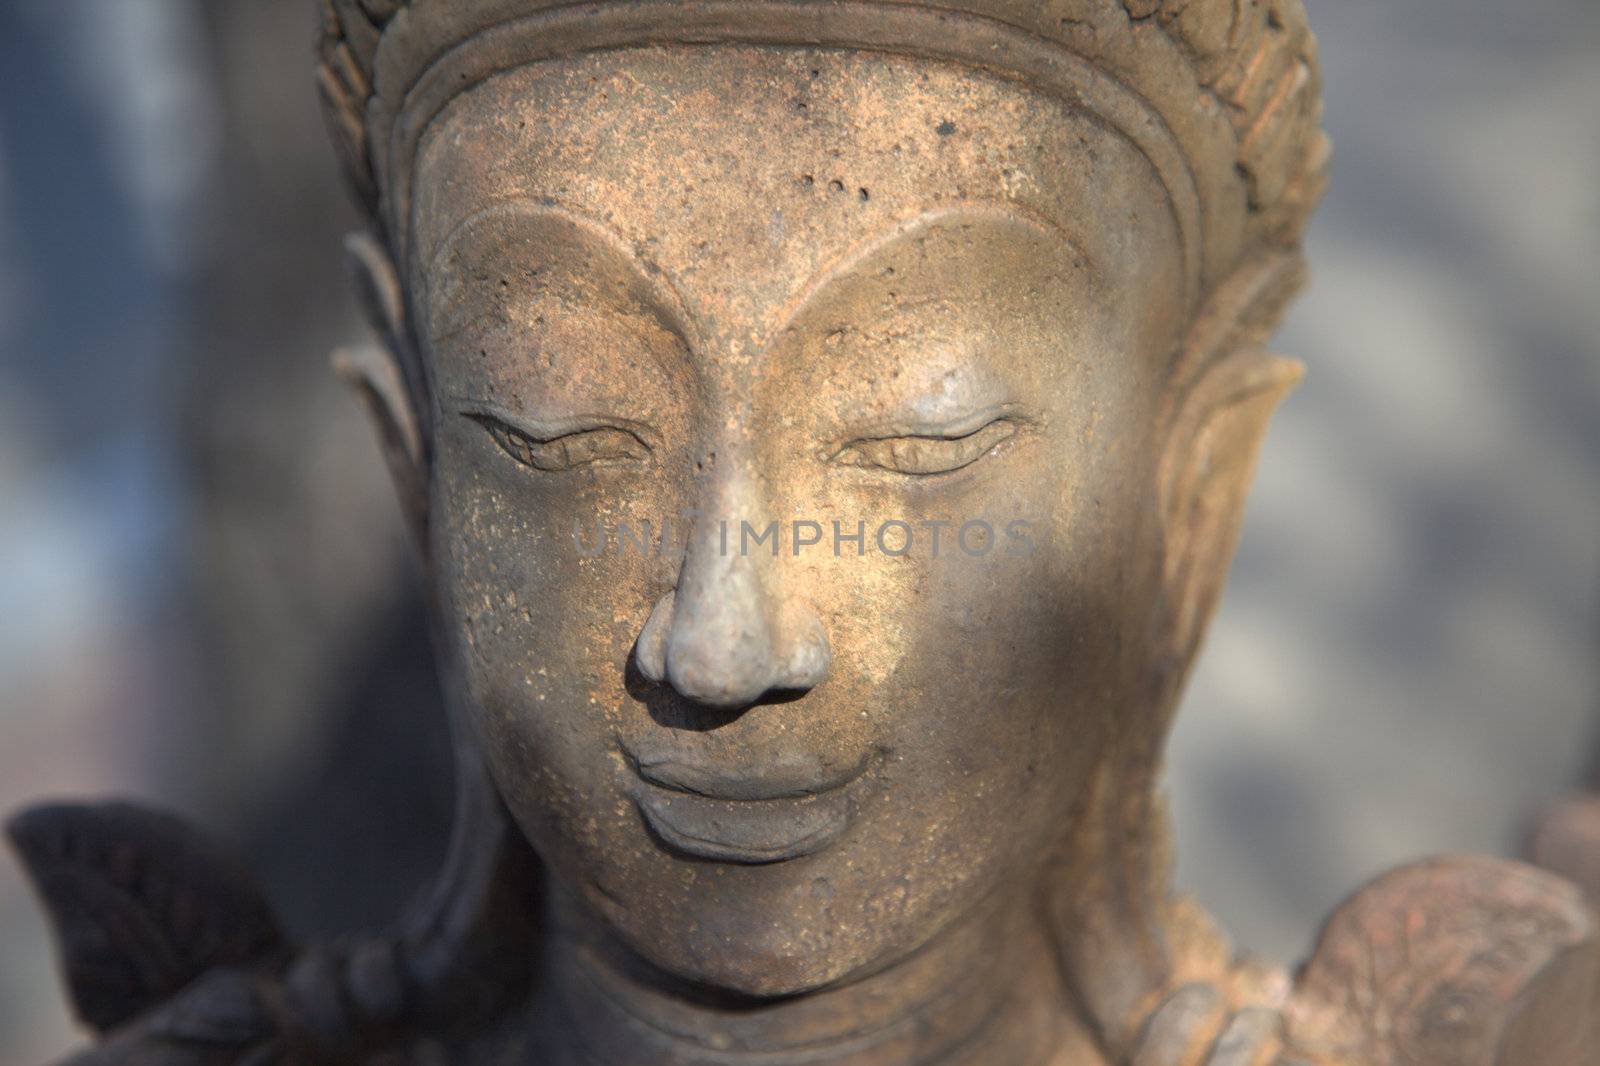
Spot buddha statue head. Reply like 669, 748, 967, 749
316, 1, 1328, 1059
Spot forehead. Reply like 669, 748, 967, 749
411, 45, 1182, 350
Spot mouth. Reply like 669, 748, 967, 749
623, 748, 879, 865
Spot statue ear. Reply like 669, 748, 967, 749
334, 231, 429, 551
1156, 251, 1306, 665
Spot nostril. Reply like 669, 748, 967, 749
658, 564, 783, 708
634, 591, 675, 683
633, 584, 780, 709
774, 602, 831, 691
660, 603, 830, 710
632, 588, 833, 711
627, 656, 819, 732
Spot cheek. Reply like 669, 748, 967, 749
832, 418, 1160, 842
425, 426, 683, 778
888, 532, 1119, 807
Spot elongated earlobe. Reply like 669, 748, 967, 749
334, 231, 428, 552
1156, 249, 1308, 669
1158, 348, 1300, 660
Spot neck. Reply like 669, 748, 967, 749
526, 880, 1101, 1066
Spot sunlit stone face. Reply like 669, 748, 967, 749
410, 45, 1186, 995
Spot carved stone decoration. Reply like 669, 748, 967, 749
8, 804, 288, 1038
1288, 857, 1600, 1066
11, 2, 1599, 1064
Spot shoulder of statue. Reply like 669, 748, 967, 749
8, 800, 539, 1065
1279, 855, 1600, 1066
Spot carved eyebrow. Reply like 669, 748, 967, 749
773, 201, 1092, 336
422, 197, 696, 345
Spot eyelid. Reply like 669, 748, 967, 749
827, 407, 1030, 476
828, 405, 1030, 454
454, 402, 658, 448
457, 404, 655, 473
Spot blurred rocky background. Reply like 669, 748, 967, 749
0, 1, 1595, 1061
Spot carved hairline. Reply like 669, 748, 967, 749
322, 0, 1328, 313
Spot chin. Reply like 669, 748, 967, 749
693, 945, 890, 1000
603, 878, 913, 999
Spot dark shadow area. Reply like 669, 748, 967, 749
241, 593, 454, 938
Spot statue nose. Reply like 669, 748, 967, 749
634, 510, 830, 710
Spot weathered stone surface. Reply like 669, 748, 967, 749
14, 2, 1598, 1064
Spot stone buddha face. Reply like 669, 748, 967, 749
392, 43, 1220, 1000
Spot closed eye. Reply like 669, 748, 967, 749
466, 412, 651, 472
830, 417, 1019, 477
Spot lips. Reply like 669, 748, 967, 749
624, 748, 878, 864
